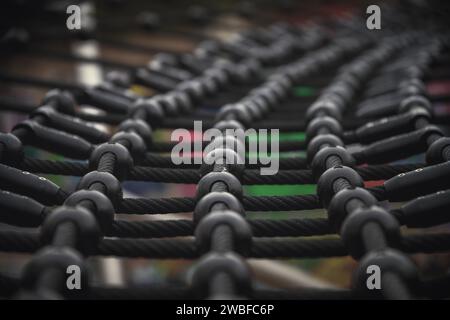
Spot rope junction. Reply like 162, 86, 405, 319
0, 1, 450, 300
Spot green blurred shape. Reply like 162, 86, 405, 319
245, 184, 316, 196
279, 132, 305, 141
293, 86, 315, 97
247, 132, 305, 142
246, 149, 310, 196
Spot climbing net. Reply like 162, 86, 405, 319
1, 1, 450, 300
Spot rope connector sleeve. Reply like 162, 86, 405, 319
0, 163, 66, 205
384, 161, 450, 201
13, 120, 94, 160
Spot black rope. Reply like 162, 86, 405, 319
119, 197, 196, 214
1, 230, 450, 259
118, 194, 322, 214
117, 187, 386, 215
18, 157, 425, 185
106, 218, 332, 238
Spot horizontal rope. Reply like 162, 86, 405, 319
18, 158, 424, 184
106, 218, 332, 238
1, 230, 449, 259
142, 153, 310, 170
118, 194, 323, 214
149, 140, 307, 153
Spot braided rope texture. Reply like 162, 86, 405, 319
0, 1, 449, 302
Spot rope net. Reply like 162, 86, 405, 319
0, 1, 450, 300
